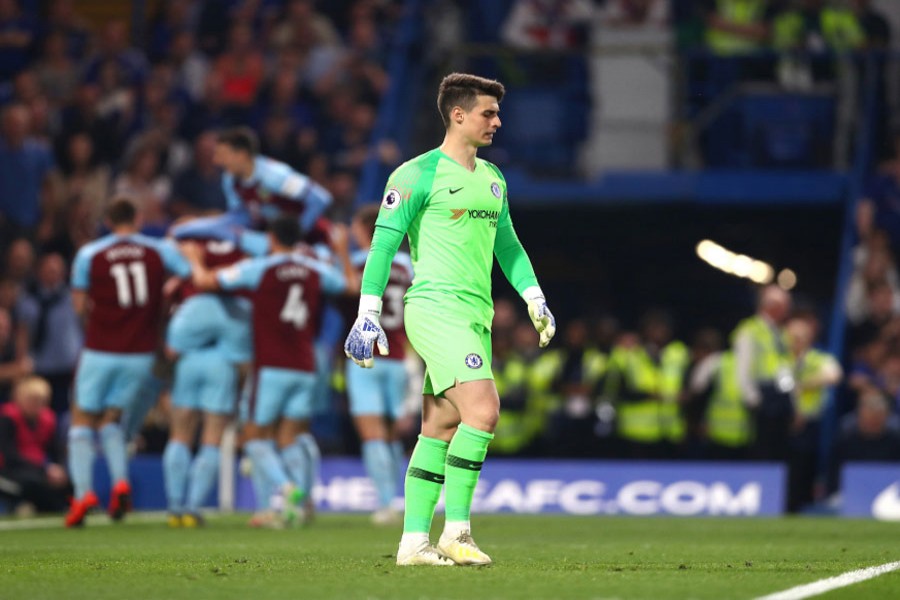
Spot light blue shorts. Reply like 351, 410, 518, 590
75, 350, 156, 413
251, 367, 317, 426
171, 348, 238, 415
345, 358, 408, 419
167, 294, 252, 364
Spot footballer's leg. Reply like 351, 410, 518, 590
396, 387, 458, 567
276, 371, 318, 525
163, 406, 199, 527
183, 412, 229, 527
65, 405, 100, 527
244, 370, 297, 527
437, 379, 498, 566
348, 359, 401, 524
184, 352, 238, 526
100, 408, 132, 521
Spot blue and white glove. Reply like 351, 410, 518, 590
344, 295, 389, 368
523, 286, 556, 348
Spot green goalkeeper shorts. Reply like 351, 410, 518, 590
404, 300, 494, 397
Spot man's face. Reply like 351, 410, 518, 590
457, 95, 501, 148
37, 254, 65, 289
212, 143, 245, 174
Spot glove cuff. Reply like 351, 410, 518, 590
358, 294, 382, 316
521, 286, 545, 303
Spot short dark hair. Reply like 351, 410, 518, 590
216, 126, 259, 156
437, 73, 505, 128
269, 216, 302, 247
353, 203, 380, 238
106, 198, 138, 225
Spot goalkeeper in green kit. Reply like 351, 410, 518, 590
344, 73, 556, 566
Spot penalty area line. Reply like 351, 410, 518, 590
754, 560, 900, 600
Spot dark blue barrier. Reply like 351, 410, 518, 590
841, 464, 900, 520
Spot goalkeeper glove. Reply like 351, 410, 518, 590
522, 286, 556, 348
344, 294, 389, 368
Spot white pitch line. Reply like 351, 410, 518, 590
755, 561, 900, 600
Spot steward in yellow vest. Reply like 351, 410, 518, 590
731, 285, 794, 460
491, 325, 564, 456
604, 311, 688, 458
785, 315, 842, 512
548, 320, 607, 457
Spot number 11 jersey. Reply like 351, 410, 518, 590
71, 233, 192, 354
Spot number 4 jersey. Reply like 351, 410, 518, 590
217, 252, 346, 372
71, 233, 193, 353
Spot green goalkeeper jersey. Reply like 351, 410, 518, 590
372, 148, 524, 326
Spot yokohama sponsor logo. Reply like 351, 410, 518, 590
449, 209, 500, 220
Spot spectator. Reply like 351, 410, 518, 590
680, 327, 724, 457
58, 83, 123, 164
33, 31, 79, 111
270, 0, 341, 51
828, 390, 900, 495
169, 131, 228, 218
17, 253, 82, 415
0, 306, 31, 404
45, 132, 112, 253
501, 0, 594, 51
0, 0, 36, 81
846, 334, 887, 407
11, 69, 52, 140
847, 279, 899, 353
212, 22, 264, 109
601, 0, 669, 28
700, 0, 781, 55
863, 134, 900, 249
0, 376, 68, 513
773, 0, 864, 53
3, 237, 34, 284
146, 0, 198, 63
112, 142, 171, 231
164, 29, 209, 104
0, 104, 54, 242
82, 20, 147, 93
43, 0, 92, 60
546, 320, 607, 456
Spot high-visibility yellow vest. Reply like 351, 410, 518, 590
706, 0, 768, 55
658, 342, 689, 443
730, 316, 790, 383
606, 342, 685, 444
706, 351, 752, 447
773, 8, 864, 51
792, 348, 837, 418
492, 354, 533, 454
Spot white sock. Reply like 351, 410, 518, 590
442, 520, 471, 539
399, 532, 429, 549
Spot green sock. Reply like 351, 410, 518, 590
402, 435, 449, 534
444, 423, 494, 523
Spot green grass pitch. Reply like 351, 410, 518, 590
1, 514, 898, 599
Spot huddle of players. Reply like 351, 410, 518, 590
64, 128, 411, 528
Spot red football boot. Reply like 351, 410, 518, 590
108, 480, 132, 521
65, 491, 99, 528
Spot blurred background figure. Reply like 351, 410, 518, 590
0, 376, 69, 515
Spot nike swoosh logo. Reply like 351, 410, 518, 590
872, 482, 900, 520
449, 187, 463, 194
